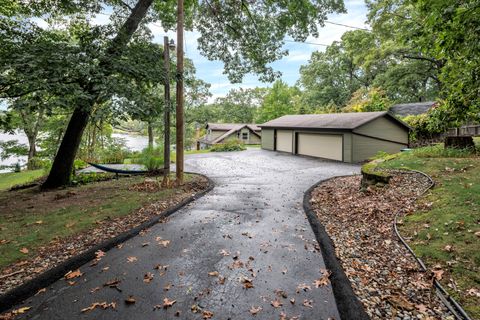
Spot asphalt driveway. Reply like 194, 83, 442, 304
12, 149, 359, 319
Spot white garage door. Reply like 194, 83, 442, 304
276, 130, 293, 152
297, 133, 343, 161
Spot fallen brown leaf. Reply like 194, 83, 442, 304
144, 272, 154, 283
65, 269, 82, 280
12, 306, 31, 315
81, 302, 116, 313
208, 271, 219, 277
202, 310, 214, 319
19, 248, 29, 254
249, 306, 262, 315
303, 299, 313, 308
313, 269, 331, 287
127, 256, 137, 263
271, 299, 283, 308
125, 296, 136, 304
163, 297, 176, 308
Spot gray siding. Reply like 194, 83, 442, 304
354, 116, 408, 144
261, 129, 274, 150
352, 134, 405, 162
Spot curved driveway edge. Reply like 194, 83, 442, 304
0, 173, 214, 313
303, 176, 370, 320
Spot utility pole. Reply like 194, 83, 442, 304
163, 36, 171, 176
176, 0, 184, 185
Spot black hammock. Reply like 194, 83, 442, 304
87, 162, 148, 175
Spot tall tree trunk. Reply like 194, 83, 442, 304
42, 0, 154, 189
42, 107, 90, 188
147, 122, 154, 148
22, 107, 44, 169
26, 136, 36, 169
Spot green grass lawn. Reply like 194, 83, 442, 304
0, 170, 45, 191
378, 141, 479, 318
0, 173, 196, 268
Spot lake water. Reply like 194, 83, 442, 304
0, 132, 149, 173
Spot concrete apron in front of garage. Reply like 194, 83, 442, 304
13, 149, 359, 320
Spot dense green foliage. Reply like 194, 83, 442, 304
210, 140, 246, 152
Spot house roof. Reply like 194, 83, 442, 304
207, 123, 261, 131
200, 124, 261, 144
259, 112, 409, 130
389, 101, 436, 117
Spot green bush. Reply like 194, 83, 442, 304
71, 172, 114, 185
139, 146, 164, 171
211, 140, 246, 152
27, 157, 51, 170
408, 144, 478, 158
74, 159, 88, 170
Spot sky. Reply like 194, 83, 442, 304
150, 0, 370, 102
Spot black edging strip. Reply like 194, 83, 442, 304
0, 173, 214, 313
392, 169, 472, 320
303, 176, 370, 320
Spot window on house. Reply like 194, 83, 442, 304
242, 132, 248, 140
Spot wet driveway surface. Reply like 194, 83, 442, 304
14, 149, 359, 319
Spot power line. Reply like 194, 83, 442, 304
324, 20, 371, 31
284, 39, 329, 47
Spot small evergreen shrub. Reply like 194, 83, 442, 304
139, 146, 164, 171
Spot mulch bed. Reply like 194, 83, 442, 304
311, 171, 454, 320
0, 176, 209, 296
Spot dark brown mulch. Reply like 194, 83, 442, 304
0, 176, 209, 296
311, 172, 453, 320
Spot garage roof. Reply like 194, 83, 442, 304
259, 111, 409, 130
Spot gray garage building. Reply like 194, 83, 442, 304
259, 111, 410, 163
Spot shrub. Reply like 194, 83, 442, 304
74, 159, 88, 170
210, 140, 246, 152
27, 157, 51, 170
97, 137, 131, 164
139, 146, 164, 171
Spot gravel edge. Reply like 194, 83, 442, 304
0, 173, 214, 313
303, 175, 370, 320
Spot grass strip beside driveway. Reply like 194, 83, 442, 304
378, 144, 480, 318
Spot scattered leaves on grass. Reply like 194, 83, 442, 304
64, 269, 82, 280
19, 248, 29, 254
81, 302, 116, 313
249, 306, 262, 315
432, 269, 444, 281
163, 297, 176, 308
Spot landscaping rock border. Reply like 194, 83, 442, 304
0, 173, 214, 313
303, 176, 370, 320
